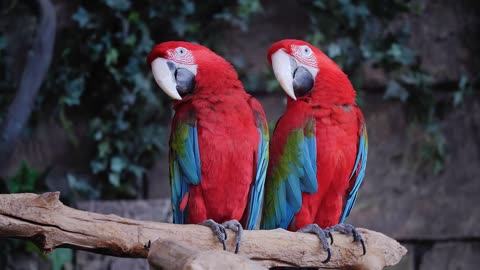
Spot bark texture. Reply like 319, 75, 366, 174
0, 192, 407, 269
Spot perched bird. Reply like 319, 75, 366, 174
261, 39, 367, 262
147, 41, 269, 253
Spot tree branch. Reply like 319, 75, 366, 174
0, 0, 56, 172
0, 192, 407, 269
148, 239, 268, 270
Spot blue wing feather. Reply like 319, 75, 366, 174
340, 123, 368, 223
244, 97, 270, 230
261, 116, 318, 229
245, 127, 269, 229
170, 119, 201, 224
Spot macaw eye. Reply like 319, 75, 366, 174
300, 46, 312, 57
176, 47, 187, 55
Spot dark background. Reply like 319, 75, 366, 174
0, 0, 479, 269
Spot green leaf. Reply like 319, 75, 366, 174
109, 173, 121, 187
90, 160, 106, 174
453, 91, 463, 107
7, 161, 41, 193
68, 174, 100, 199
24, 241, 47, 259
48, 248, 73, 270
384, 80, 409, 102
104, 0, 131, 11
105, 48, 119, 66
62, 77, 85, 106
0, 35, 7, 50
313, 0, 326, 9
98, 141, 111, 158
387, 43, 416, 66
458, 75, 468, 91
125, 35, 136, 46
127, 164, 144, 179
110, 156, 126, 173
72, 7, 90, 28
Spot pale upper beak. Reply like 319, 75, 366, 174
151, 58, 197, 100
271, 49, 319, 100
271, 50, 297, 100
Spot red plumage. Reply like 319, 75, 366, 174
267, 39, 366, 230
148, 41, 267, 227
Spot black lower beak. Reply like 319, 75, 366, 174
292, 66, 314, 97
175, 68, 195, 97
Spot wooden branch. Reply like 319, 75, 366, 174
0, 0, 56, 172
0, 192, 407, 269
148, 239, 267, 270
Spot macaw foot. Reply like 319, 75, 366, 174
199, 219, 227, 250
222, 220, 244, 254
326, 223, 366, 255
297, 224, 333, 263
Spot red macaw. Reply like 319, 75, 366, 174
147, 41, 269, 253
261, 39, 367, 262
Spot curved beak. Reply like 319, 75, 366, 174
151, 58, 182, 100
271, 50, 297, 100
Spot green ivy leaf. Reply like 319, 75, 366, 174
110, 156, 126, 173
63, 77, 84, 106
90, 160, 106, 174
384, 80, 409, 102
48, 248, 73, 270
98, 141, 111, 158
105, 48, 119, 66
72, 7, 90, 28
109, 173, 121, 187
104, 0, 131, 11
127, 164, 144, 179
0, 35, 7, 50
68, 174, 100, 199
453, 91, 463, 107
7, 161, 40, 193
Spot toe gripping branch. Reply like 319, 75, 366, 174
297, 224, 333, 263
199, 219, 244, 254
326, 223, 366, 256
200, 219, 227, 251
222, 220, 244, 254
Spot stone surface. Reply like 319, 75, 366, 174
222, 0, 310, 76
420, 242, 480, 270
77, 198, 172, 222
347, 95, 480, 240
405, 0, 480, 84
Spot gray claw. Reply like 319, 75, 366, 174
222, 220, 244, 254
327, 223, 366, 255
199, 219, 227, 250
297, 224, 332, 263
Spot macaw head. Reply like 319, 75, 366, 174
267, 39, 355, 104
147, 41, 241, 101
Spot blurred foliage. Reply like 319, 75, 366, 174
0, 161, 74, 270
453, 75, 476, 107
3, 161, 49, 193
48, 248, 73, 270
0, 239, 46, 270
